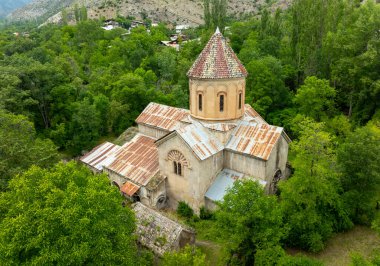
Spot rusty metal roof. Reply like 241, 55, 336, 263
201, 122, 237, 132
121, 181, 140, 196
225, 121, 283, 160
135, 102, 189, 131
106, 134, 159, 186
80, 142, 121, 171
243, 104, 268, 124
187, 28, 248, 79
177, 123, 224, 160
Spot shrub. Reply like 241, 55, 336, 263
200, 206, 214, 220
177, 201, 194, 218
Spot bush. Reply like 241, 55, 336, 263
200, 206, 214, 220
177, 201, 194, 218
279, 255, 323, 266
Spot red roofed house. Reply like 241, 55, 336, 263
80, 28, 290, 212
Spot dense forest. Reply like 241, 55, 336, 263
0, 0, 379, 265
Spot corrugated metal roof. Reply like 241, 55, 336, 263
187, 29, 248, 79
106, 134, 159, 186
225, 121, 283, 160
243, 104, 268, 124
205, 169, 267, 202
80, 142, 121, 171
177, 123, 224, 160
121, 181, 140, 196
205, 169, 244, 201
135, 102, 189, 131
201, 122, 237, 132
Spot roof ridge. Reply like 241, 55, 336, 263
187, 31, 247, 79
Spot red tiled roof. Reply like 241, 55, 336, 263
106, 134, 159, 186
135, 102, 189, 131
187, 28, 248, 79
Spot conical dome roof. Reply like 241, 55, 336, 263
187, 28, 248, 79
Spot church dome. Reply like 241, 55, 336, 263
187, 28, 248, 79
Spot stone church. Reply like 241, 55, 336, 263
80, 28, 290, 212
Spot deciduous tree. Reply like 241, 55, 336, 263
0, 162, 137, 265
216, 180, 286, 265
0, 110, 59, 191
280, 120, 352, 252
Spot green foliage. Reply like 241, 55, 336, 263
203, 0, 227, 31
0, 20, 197, 155
328, 0, 380, 124
280, 120, 353, 252
199, 206, 213, 220
0, 110, 59, 191
338, 123, 380, 224
162, 245, 206, 266
0, 162, 137, 265
279, 255, 323, 266
215, 180, 286, 265
294, 76, 336, 121
177, 201, 194, 219
350, 252, 380, 266
245, 56, 291, 118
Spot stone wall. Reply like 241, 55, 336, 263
189, 77, 246, 121
138, 124, 168, 139
157, 134, 223, 212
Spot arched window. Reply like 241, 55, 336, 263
168, 150, 189, 176
219, 94, 224, 112
173, 161, 178, 173
173, 161, 182, 175
177, 163, 182, 175
238, 92, 242, 109
198, 94, 202, 111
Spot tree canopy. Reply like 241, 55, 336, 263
215, 180, 286, 265
0, 110, 59, 191
0, 162, 137, 265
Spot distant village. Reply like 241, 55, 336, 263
102, 19, 197, 51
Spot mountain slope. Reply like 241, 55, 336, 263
7, 0, 75, 21
8, 0, 292, 25
0, 0, 33, 18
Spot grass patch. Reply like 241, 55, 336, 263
196, 240, 222, 266
287, 226, 380, 265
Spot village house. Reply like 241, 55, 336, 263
80, 28, 290, 213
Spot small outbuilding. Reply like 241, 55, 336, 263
132, 202, 195, 256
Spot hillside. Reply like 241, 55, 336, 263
0, 0, 33, 18
8, 0, 292, 25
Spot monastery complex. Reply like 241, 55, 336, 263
80, 28, 290, 213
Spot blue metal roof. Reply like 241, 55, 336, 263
205, 169, 244, 202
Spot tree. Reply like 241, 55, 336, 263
203, 0, 211, 29
327, 1, 380, 123
294, 76, 336, 121
0, 110, 59, 191
67, 98, 101, 154
338, 123, 380, 224
0, 162, 137, 265
215, 180, 286, 265
162, 245, 206, 266
245, 56, 291, 118
203, 0, 227, 30
280, 120, 352, 252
